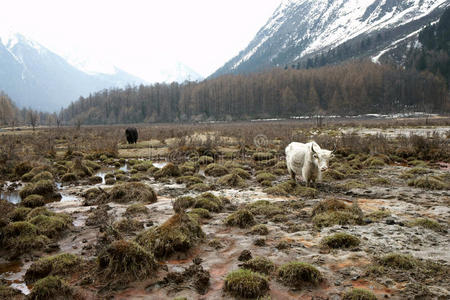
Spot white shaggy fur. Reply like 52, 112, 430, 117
285, 141, 333, 186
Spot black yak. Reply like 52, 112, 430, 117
125, 127, 138, 144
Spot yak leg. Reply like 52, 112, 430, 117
289, 168, 296, 181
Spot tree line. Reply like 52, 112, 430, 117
0, 91, 61, 129
405, 7, 450, 87
0, 61, 448, 127
58, 61, 448, 125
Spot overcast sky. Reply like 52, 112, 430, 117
0, 0, 281, 81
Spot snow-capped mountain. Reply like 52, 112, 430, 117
212, 0, 450, 76
0, 30, 145, 111
158, 61, 203, 84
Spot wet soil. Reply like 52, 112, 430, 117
1, 154, 449, 299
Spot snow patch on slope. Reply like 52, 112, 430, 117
230, 0, 448, 71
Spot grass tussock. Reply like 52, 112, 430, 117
124, 204, 150, 216
25, 253, 82, 283
97, 239, 157, 282
252, 152, 274, 161
21, 166, 50, 182
225, 209, 255, 228
188, 208, 211, 219
0, 285, 22, 298
342, 288, 377, 300
311, 199, 363, 228
19, 180, 55, 199
204, 163, 229, 177
231, 168, 251, 179
109, 182, 157, 204
264, 180, 318, 198
172, 196, 196, 213
28, 213, 72, 239
217, 173, 247, 188
114, 218, 144, 233
366, 209, 391, 221
31, 171, 54, 183
8, 207, 31, 222
379, 253, 417, 270
61, 172, 77, 182
135, 213, 205, 258
2, 221, 50, 256
189, 183, 211, 192
278, 262, 323, 288
154, 163, 181, 179
408, 218, 444, 232
249, 224, 269, 235
255, 172, 276, 183
245, 200, 285, 218
175, 176, 203, 187
320, 233, 360, 249
69, 158, 93, 178
240, 256, 275, 275
407, 176, 448, 190
193, 193, 224, 212
27, 276, 74, 300
198, 156, 214, 165
21, 194, 45, 208
224, 269, 269, 298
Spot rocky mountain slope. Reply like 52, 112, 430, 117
0, 31, 146, 111
212, 0, 450, 76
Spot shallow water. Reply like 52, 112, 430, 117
153, 161, 168, 169
0, 191, 21, 204
11, 283, 30, 295
0, 260, 31, 295
119, 164, 129, 172
60, 193, 81, 202
95, 171, 107, 184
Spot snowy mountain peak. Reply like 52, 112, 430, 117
64, 53, 118, 75
213, 0, 450, 77
159, 61, 203, 83
0, 30, 146, 111
0, 30, 46, 54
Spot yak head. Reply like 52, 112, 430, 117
310, 144, 334, 172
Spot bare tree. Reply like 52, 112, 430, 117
27, 110, 39, 131
75, 118, 82, 130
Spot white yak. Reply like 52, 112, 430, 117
285, 141, 334, 186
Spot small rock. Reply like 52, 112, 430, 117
386, 218, 396, 225
254, 238, 266, 246
82, 238, 88, 243
238, 250, 252, 261
82, 244, 92, 250
193, 257, 203, 265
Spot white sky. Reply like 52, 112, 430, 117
0, 0, 281, 81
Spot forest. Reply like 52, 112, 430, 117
0, 61, 448, 127
58, 61, 448, 125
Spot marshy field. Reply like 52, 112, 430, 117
0, 117, 449, 300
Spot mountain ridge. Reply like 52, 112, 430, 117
0, 31, 202, 112
212, 0, 450, 77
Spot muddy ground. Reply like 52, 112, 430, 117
0, 124, 449, 300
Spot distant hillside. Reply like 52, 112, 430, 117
212, 0, 450, 77
0, 31, 145, 112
